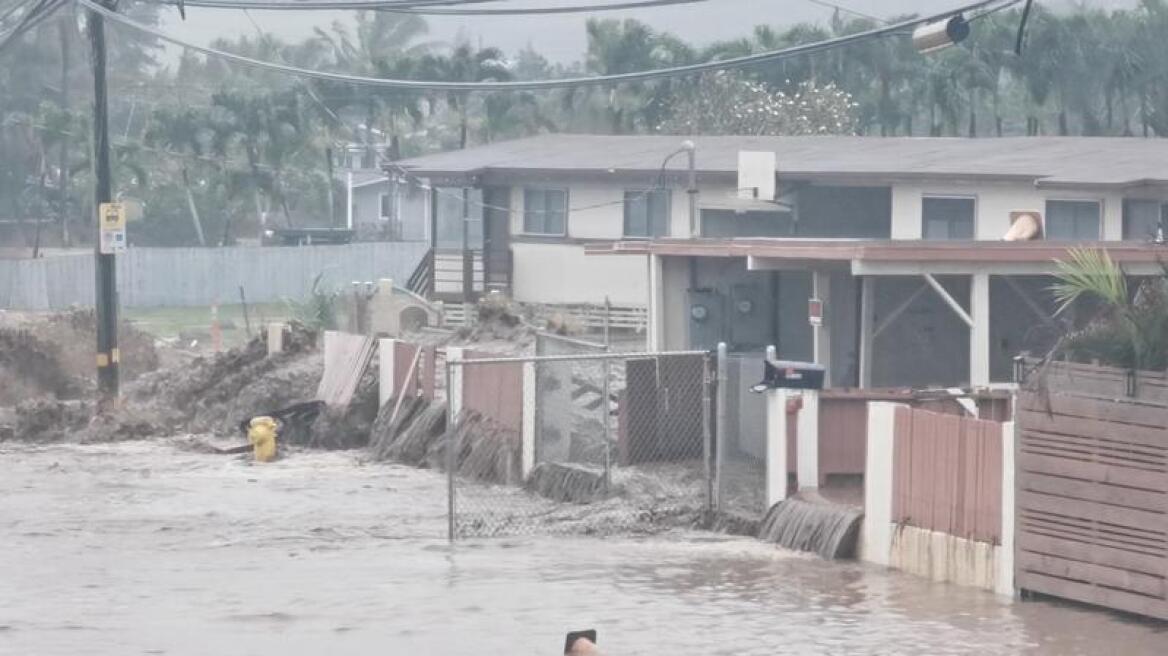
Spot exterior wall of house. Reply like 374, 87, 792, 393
890, 181, 1125, 241
511, 242, 648, 306
351, 184, 385, 229
351, 180, 427, 241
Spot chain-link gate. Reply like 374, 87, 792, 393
714, 348, 771, 519
444, 349, 713, 539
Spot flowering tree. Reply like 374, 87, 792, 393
657, 71, 859, 136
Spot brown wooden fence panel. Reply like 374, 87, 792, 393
394, 341, 437, 402
818, 397, 867, 484
1016, 360, 1168, 620
892, 406, 1003, 543
461, 350, 523, 434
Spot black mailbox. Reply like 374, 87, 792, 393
753, 359, 826, 391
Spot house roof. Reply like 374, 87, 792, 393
392, 134, 1168, 188
349, 171, 388, 189
586, 238, 1168, 275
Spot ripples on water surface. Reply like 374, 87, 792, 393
1, 441, 1164, 655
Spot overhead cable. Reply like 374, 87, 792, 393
75, 0, 1018, 92
0, 0, 68, 53
153, 0, 509, 10
157, 0, 709, 13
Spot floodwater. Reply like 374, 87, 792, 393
2, 441, 1165, 656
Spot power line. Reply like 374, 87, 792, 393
156, 0, 512, 10
158, 0, 711, 12
378, 0, 711, 15
77, 0, 1017, 92
803, 0, 885, 24
0, 0, 68, 52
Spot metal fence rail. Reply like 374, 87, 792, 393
444, 349, 713, 539
0, 242, 429, 309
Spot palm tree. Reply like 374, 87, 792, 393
1051, 248, 1168, 371
312, 11, 431, 161
145, 107, 211, 245
422, 44, 511, 149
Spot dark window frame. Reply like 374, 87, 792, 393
1045, 199, 1102, 241
1122, 199, 1167, 241
921, 195, 976, 241
522, 187, 569, 236
622, 189, 671, 239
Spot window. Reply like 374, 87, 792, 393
922, 196, 975, 240
623, 189, 670, 238
1123, 200, 1166, 241
1045, 200, 1100, 240
379, 193, 391, 220
523, 188, 567, 235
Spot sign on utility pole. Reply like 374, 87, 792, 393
98, 202, 126, 254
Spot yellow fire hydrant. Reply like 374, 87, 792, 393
246, 416, 279, 463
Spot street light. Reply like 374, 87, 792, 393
912, 14, 970, 54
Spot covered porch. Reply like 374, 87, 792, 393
613, 239, 1167, 389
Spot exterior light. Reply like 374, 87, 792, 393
913, 14, 970, 54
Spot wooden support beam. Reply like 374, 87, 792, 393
873, 283, 927, 339
923, 273, 974, 328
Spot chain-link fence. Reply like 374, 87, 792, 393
714, 349, 771, 520
444, 348, 713, 539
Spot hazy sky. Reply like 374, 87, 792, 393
160, 0, 1137, 65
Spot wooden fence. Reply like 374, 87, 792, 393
892, 406, 1004, 544
1016, 360, 1168, 620
393, 341, 437, 403
459, 349, 523, 435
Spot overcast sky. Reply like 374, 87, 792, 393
161, 0, 1137, 65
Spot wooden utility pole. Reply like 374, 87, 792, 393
88, 0, 119, 405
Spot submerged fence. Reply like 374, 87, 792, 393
444, 349, 713, 539
0, 242, 429, 310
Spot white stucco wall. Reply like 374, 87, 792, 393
891, 181, 1125, 241
510, 242, 648, 306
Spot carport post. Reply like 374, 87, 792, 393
970, 273, 991, 387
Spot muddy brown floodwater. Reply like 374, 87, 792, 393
2, 440, 1165, 656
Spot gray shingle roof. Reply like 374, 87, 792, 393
393, 134, 1168, 187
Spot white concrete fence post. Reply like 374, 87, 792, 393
521, 361, 537, 480
862, 401, 900, 566
796, 389, 820, 492
765, 389, 791, 506
997, 419, 1017, 597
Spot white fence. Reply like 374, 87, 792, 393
0, 242, 429, 310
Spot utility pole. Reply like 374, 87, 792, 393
685, 140, 698, 237
88, 0, 119, 406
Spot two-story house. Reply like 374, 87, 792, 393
394, 134, 1168, 388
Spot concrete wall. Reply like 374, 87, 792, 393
890, 181, 1124, 241
0, 242, 429, 310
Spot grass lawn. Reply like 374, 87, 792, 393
124, 302, 292, 349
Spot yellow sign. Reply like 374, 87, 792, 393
99, 202, 126, 231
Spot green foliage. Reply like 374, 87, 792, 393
285, 274, 340, 331
9, 4, 1168, 248
1051, 249, 1168, 371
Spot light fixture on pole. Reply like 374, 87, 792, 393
912, 14, 970, 54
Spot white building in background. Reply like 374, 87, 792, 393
394, 134, 1168, 388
